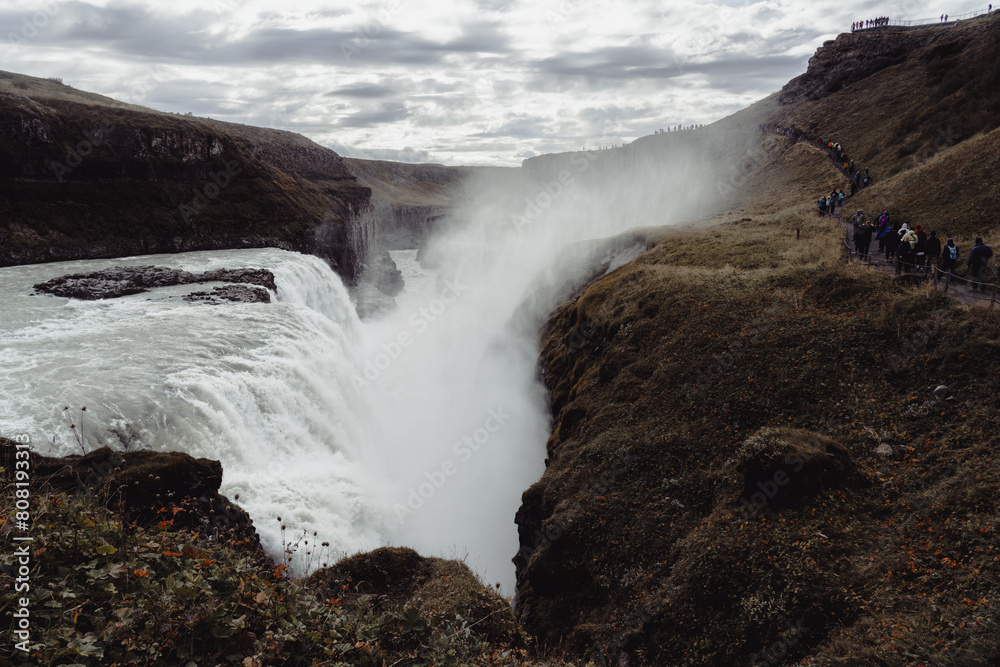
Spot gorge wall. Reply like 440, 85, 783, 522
0, 71, 372, 281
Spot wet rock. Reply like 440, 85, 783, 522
183, 285, 272, 304
374, 254, 405, 297
33, 265, 276, 300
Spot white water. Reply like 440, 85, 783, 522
0, 249, 390, 573
1, 136, 740, 590
0, 244, 557, 589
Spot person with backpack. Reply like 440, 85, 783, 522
925, 230, 942, 273
942, 239, 959, 277
899, 226, 918, 273
818, 197, 827, 216
876, 211, 890, 254
967, 238, 994, 291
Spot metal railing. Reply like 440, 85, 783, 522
854, 9, 993, 29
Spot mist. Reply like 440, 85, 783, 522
359, 126, 754, 591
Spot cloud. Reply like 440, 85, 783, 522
325, 142, 435, 163
326, 84, 399, 99
2, 0, 990, 166
336, 102, 410, 128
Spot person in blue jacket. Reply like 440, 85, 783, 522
942, 239, 959, 277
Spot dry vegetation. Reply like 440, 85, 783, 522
772, 12, 1000, 244
515, 18, 1000, 663
520, 204, 1000, 664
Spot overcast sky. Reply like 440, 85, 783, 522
1, 0, 992, 165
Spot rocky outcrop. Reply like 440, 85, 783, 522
0, 439, 267, 563
778, 15, 998, 106
307, 547, 522, 646
0, 70, 371, 281
183, 284, 272, 304
32, 265, 276, 300
342, 159, 466, 250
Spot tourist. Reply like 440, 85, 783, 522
914, 225, 927, 271
859, 218, 875, 259
899, 226, 918, 273
967, 238, 994, 291
884, 221, 900, 261
925, 231, 942, 273
942, 239, 959, 277
876, 211, 891, 254
851, 209, 867, 255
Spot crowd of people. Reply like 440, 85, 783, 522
848, 210, 995, 291
853, 17, 890, 30
760, 125, 994, 293
817, 189, 844, 216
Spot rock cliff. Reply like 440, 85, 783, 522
0, 71, 371, 281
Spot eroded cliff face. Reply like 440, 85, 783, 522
0, 71, 371, 280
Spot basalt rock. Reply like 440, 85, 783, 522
183, 284, 272, 304
33, 265, 276, 300
0, 70, 371, 281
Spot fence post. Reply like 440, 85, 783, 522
796, 228, 800, 240
992, 282, 997, 309
944, 271, 951, 294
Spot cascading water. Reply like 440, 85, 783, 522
0, 249, 393, 573
0, 242, 557, 589
1, 132, 743, 590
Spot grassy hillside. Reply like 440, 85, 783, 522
514, 14, 1000, 665
772, 12, 1000, 243
518, 178, 1000, 666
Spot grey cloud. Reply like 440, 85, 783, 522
325, 142, 434, 163
446, 20, 511, 54
336, 102, 410, 127
474, 115, 551, 138
326, 84, 399, 99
